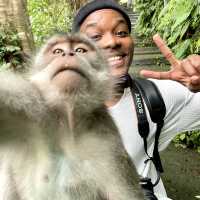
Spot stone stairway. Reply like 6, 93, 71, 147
125, 9, 169, 72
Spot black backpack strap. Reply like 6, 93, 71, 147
123, 74, 166, 187
134, 77, 166, 175
134, 78, 166, 123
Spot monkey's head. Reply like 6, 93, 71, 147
31, 34, 113, 111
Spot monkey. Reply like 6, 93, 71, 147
0, 33, 143, 200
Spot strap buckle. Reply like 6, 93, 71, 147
144, 157, 161, 187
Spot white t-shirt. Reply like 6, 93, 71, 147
108, 79, 200, 200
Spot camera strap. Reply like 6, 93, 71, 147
124, 74, 165, 187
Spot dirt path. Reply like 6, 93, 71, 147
161, 143, 200, 200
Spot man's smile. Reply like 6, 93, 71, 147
107, 54, 127, 68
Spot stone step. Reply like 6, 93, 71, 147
133, 55, 168, 66
134, 53, 164, 60
133, 35, 153, 41
126, 9, 168, 67
130, 15, 138, 18
131, 21, 138, 25
129, 17, 139, 21
134, 41, 155, 48
129, 64, 170, 76
134, 47, 161, 55
130, 18, 138, 23
133, 38, 152, 43
129, 16, 139, 19
133, 59, 168, 67
128, 13, 139, 17
128, 13, 140, 16
131, 22, 138, 25
133, 37, 155, 47
126, 11, 139, 16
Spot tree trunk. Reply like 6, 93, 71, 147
0, 0, 34, 55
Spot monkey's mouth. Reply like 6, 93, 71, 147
54, 67, 88, 80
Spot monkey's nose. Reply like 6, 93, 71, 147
68, 51, 75, 56
62, 51, 75, 57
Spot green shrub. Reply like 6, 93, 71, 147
0, 25, 25, 71
27, 0, 73, 46
135, 0, 200, 58
135, 0, 164, 37
156, 0, 200, 58
173, 131, 200, 153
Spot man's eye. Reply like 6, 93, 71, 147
89, 34, 101, 41
75, 47, 87, 53
53, 49, 64, 54
116, 31, 129, 37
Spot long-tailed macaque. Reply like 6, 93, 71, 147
0, 34, 143, 200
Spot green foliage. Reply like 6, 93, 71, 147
173, 131, 200, 153
157, 0, 200, 58
135, 0, 164, 37
0, 25, 25, 71
135, 0, 200, 58
27, 0, 73, 46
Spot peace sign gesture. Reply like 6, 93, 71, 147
140, 34, 200, 92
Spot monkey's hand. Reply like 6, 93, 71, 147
0, 70, 48, 122
30, 68, 52, 91
30, 58, 66, 91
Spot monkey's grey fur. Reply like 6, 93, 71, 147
0, 34, 143, 200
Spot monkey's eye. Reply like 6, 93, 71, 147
74, 47, 87, 54
53, 48, 64, 54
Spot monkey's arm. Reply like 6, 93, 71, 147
0, 71, 47, 122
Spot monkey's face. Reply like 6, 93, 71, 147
44, 39, 95, 93
32, 34, 111, 107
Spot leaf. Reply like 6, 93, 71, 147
168, 26, 182, 45
171, 1, 195, 32
179, 20, 190, 40
179, 133, 186, 141
174, 39, 191, 59
6, 45, 20, 52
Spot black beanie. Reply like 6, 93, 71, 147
72, 0, 131, 33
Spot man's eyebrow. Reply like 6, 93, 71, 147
84, 18, 127, 30
115, 19, 128, 26
84, 22, 98, 29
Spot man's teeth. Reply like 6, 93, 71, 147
108, 56, 122, 61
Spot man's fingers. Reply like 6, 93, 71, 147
153, 34, 180, 68
181, 59, 199, 76
186, 76, 200, 92
188, 55, 200, 73
191, 75, 200, 85
140, 69, 171, 80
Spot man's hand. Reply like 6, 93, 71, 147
140, 34, 200, 92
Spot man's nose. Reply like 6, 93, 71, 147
102, 33, 121, 49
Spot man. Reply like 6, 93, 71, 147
72, 0, 200, 199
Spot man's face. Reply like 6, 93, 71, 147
80, 9, 134, 77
